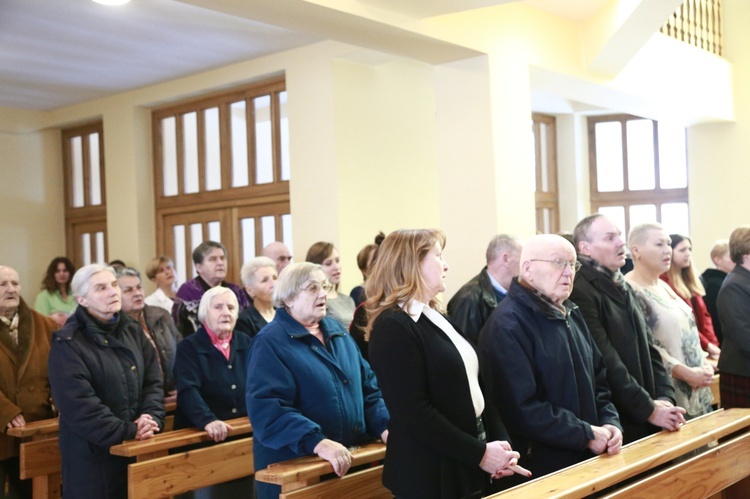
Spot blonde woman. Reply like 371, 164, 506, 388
366, 229, 522, 498
625, 224, 713, 419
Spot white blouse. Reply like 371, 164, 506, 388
405, 300, 485, 417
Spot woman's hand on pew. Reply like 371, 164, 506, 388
135, 414, 160, 440
648, 400, 687, 431
380, 429, 389, 444
313, 438, 353, 477
480, 440, 522, 478
204, 420, 233, 442
7, 414, 26, 429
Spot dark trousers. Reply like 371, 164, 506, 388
1, 457, 31, 499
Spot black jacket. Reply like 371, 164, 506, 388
369, 307, 506, 499
718, 264, 750, 377
570, 264, 675, 443
49, 307, 164, 499
701, 268, 727, 344
234, 301, 269, 340
478, 279, 621, 479
447, 268, 502, 343
174, 327, 250, 430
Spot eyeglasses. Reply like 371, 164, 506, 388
302, 281, 334, 295
529, 258, 582, 272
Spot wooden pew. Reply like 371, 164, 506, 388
8, 418, 61, 499
711, 373, 721, 408
255, 442, 389, 499
8, 401, 178, 499
490, 408, 750, 498
110, 418, 253, 499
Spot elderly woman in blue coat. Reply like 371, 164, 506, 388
173, 285, 252, 498
48, 264, 164, 499
246, 262, 389, 499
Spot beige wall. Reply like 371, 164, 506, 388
0, 128, 65, 295
688, 0, 750, 271
1, 2, 747, 304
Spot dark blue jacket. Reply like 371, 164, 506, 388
48, 307, 164, 499
174, 326, 250, 429
246, 308, 389, 499
478, 279, 621, 479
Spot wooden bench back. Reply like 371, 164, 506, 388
127, 436, 254, 499
255, 442, 387, 497
491, 408, 750, 498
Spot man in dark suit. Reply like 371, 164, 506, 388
447, 234, 521, 342
570, 214, 685, 443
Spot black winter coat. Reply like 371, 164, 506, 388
48, 307, 164, 499
570, 264, 675, 443
478, 279, 621, 479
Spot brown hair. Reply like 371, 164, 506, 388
729, 226, 750, 264
356, 231, 385, 277
364, 229, 446, 338
305, 241, 337, 289
41, 257, 75, 293
666, 234, 705, 299
305, 241, 334, 265
145, 255, 174, 280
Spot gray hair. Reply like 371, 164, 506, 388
486, 234, 522, 264
71, 264, 117, 299
197, 286, 239, 324
628, 222, 665, 249
116, 266, 141, 280
192, 240, 226, 265
273, 262, 323, 308
240, 256, 277, 286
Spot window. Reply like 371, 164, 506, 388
532, 113, 559, 234
152, 77, 291, 284
588, 114, 689, 238
62, 122, 108, 267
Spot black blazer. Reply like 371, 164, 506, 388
369, 307, 503, 499
718, 264, 750, 377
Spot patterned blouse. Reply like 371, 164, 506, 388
625, 277, 713, 417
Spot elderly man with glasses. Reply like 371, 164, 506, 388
478, 234, 622, 485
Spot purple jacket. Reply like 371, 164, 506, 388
171, 276, 249, 337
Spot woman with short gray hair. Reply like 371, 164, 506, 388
173, 286, 252, 497
48, 263, 164, 499
246, 262, 389, 499
235, 256, 277, 339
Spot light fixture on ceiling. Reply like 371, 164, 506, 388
92, 0, 131, 5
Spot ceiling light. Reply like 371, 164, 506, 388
92, 0, 130, 5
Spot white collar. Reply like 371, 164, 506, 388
402, 300, 427, 322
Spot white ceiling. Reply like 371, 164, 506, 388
0, 0, 611, 111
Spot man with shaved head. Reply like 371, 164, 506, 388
262, 242, 292, 274
479, 234, 622, 482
